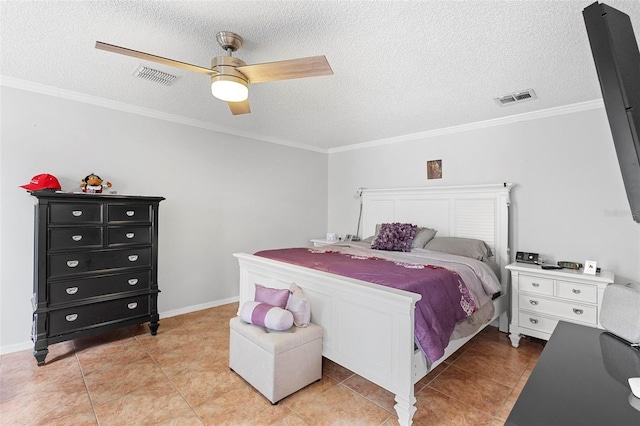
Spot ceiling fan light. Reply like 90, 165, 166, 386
211, 75, 248, 102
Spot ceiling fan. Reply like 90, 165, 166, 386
95, 31, 333, 115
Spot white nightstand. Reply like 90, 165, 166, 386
310, 239, 335, 247
506, 262, 615, 347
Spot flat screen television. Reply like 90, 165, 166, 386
583, 2, 640, 223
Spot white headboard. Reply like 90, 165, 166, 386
361, 183, 513, 284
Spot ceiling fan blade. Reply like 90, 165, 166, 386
228, 100, 251, 115
95, 41, 217, 76
237, 56, 333, 84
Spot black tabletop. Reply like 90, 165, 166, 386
506, 321, 640, 425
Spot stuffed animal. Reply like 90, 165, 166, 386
80, 173, 112, 193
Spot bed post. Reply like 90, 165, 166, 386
498, 183, 513, 333
394, 305, 418, 426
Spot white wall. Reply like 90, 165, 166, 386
328, 107, 640, 284
0, 86, 328, 353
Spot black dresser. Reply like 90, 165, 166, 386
29, 191, 164, 365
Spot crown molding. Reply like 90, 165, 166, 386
328, 99, 605, 154
1, 76, 605, 156
0, 76, 328, 154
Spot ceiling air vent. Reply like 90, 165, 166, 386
132, 65, 180, 86
494, 89, 537, 106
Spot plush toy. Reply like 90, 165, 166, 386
80, 173, 112, 193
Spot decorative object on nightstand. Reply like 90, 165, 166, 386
506, 262, 615, 348
29, 190, 164, 365
584, 259, 598, 275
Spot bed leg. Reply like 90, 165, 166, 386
394, 393, 417, 426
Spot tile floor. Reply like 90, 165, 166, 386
0, 303, 545, 425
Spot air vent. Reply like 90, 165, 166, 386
132, 65, 180, 86
494, 89, 537, 106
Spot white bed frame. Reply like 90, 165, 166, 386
234, 183, 513, 425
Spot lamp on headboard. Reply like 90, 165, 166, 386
354, 188, 364, 240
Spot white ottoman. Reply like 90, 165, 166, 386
229, 316, 323, 404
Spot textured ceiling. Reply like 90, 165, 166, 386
2, 0, 640, 152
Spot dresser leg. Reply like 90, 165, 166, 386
149, 321, 159, 336
509, 333, 521, 348
33, 348, 49, 366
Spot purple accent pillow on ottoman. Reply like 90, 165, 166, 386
371, 223, 418, 252
239, 301, 294, 331
254, 284, 290, 309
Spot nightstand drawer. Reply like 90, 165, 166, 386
518, 311, 558, 335
48, 295, 149, 336
556, 280, 597, 304
520, 275, 554, 296
49, 203, 102, 224
519, 294, 598, 324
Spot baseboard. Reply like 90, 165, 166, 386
160, 296, 239, 319
0, 296, 240, 356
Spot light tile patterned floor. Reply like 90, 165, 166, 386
0, 303, 545, 425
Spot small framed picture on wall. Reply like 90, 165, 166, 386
427, 160, 442, 179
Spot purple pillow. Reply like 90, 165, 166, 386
239, 301, 294, 331
371, 223, 418, 252
254, 284, 290, 309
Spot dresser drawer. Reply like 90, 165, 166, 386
49, 203, 102, 224
48, 247, 151, 278
519, 275, 554, 296
48, 295, 150, 336
107, 204, 150, 222
518, 311, 558, 335
519, 294, 598, 325
107, 226, 151, 246
556, 280, 598, 304
48, 227, 103, 251
48, 270, 151, 305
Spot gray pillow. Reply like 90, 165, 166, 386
424, 237, 493, 261
412, 227, 437, 248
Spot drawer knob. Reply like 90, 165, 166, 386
127, 302, 138, 310
128, 255, 138, 262
65, 314, 78, 322
72, 210, 83, 217
532, 282, 540, 287
573, 308, 584, 315
128, 278, 139, 286
66, 260, 79, 268
65, 287, 79, 295
572, 289, 581, 294
71, 235, 83, 242
529, 300, 539, 306
529, 318, 539, 324
126, 232, 135, 239
126, 210, 135, 217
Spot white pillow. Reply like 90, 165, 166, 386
286, 283, 310, 327
239, 301, 293, 331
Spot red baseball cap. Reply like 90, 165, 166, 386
20, 174, 62, 191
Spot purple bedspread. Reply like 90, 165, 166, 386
255, 248, 477, 363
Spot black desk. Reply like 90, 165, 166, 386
506, 321, 640, 425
